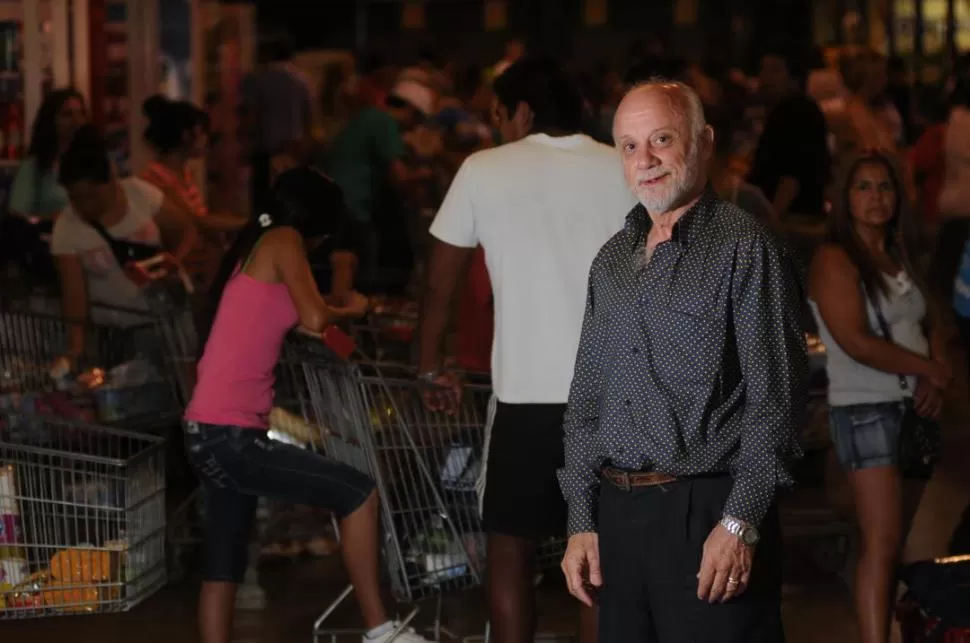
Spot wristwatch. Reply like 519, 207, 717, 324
720, 516, 760, 547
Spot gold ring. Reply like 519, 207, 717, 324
727, 578, 739, 585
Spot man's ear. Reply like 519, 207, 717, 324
513, 101, 534, 136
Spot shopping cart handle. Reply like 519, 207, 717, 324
295, 324, 357, 361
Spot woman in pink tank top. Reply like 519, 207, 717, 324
183, 167, 432, 643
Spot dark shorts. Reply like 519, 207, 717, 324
481, 402, 567, 540
598, 475, 784, 643
183, 421, 375, 583
829, 402, 903, 471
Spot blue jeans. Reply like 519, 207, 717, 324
829, 402, 904, 471
183, 421, 375, 582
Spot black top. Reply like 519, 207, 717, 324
557, 189, 809, 534
747, 94, 831, 217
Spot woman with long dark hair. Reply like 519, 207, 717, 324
183, 166, 431, 643
9, 88, 86, 220
3, 89, 86, 281
808, 152, 951, 643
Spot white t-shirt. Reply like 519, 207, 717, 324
51, 177, 165, 312
430, 133, 635, 403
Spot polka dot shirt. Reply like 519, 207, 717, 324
557, 188, 809, 536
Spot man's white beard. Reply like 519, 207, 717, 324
635, 141, 701, 214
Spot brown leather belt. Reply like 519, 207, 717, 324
602, 466, 679, 491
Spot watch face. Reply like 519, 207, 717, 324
740, 527, 759, 546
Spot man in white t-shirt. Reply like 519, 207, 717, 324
417, 57, 635, 643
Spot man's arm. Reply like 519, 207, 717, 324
725, 233, 809, 528
417, 238, 473, 373
417, 161, 479, 374
558, 268, 608, 536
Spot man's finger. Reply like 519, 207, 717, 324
708, 569, 730, 604
696, 558, 716, 600
587, 547, 602, 587
563, 559, 592, 607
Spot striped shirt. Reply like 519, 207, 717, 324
140, 162, 208, 218
139, 161, 215, 285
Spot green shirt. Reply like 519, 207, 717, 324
9, 157, 70, 218
323, 107, 405, 224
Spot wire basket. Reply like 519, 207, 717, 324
0, 416, 167, 618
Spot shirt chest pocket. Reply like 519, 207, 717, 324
648, 284, 726, 385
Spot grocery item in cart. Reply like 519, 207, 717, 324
48, 548, 116, 584
0, 465, 25, 557
268, 407, 328, 448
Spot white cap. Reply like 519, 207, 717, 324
390, 79, 436, 117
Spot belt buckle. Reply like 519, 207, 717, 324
618, 471, 631, 492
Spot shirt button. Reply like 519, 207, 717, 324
624, 399, 631, 406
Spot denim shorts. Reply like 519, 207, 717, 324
183, 421, 375, 583
829, 402, 904, 471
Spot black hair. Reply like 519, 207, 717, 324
143, 94, 209, 154
198, 166, 349, 353
28, 88, 85, 177
58, 124, 112, 185
492, 56, 584, 133
624, 56, 688, 85
761, 43, 809, 88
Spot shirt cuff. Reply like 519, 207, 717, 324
565, 487, 599, 536
722, 472, 775, 529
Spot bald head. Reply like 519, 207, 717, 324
613, 80, 707, 145
612, 79, 712, 215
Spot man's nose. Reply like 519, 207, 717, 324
635, 146, 656, 168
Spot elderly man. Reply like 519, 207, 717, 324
558, 80, 808, 642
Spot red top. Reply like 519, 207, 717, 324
455, 247, 493, 374
910, 123, 947, 224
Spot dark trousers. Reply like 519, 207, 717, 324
598, 475, 785, 643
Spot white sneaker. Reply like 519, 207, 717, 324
363, 622, 433, 643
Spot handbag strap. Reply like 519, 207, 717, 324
866, 286, 910, 394
86, 216, 160, 267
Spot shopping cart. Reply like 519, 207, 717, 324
349, 298, 419, 364
0, 306, 179, 433
0, 415, 168, 618
286, 334, 565, 642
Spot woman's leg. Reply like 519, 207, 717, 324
199, 582, 239, 643
211, 429, 393, 631
337, 489, 389, 629
847, 465, 904, 643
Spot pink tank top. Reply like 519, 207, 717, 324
184, 268, 299, 429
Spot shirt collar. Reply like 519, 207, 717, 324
625, 184, 719, 250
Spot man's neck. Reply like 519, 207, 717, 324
647, 190, 704, 242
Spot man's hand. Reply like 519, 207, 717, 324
561, 533, 601, 607
696, 523, 753, 603
913, 376, 944, 420
420, 371, 462, 415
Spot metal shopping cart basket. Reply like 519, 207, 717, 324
0, 305, 180, 433
0, 416, 167, 618
285, 333, 566, 642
